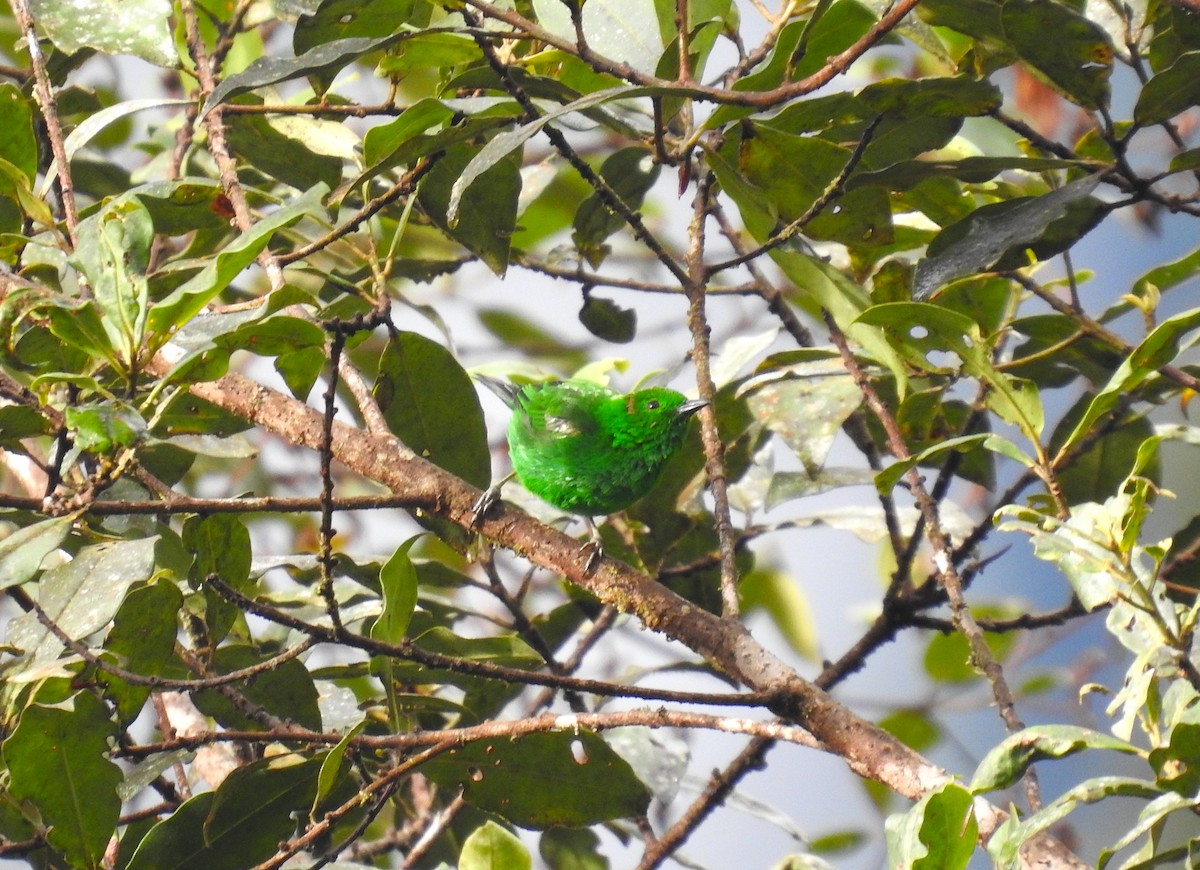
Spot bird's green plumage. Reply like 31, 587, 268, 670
484, 378, 706, 517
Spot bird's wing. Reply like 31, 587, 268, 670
519, 381, 604, 441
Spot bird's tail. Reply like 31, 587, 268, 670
474, 374, 521, 409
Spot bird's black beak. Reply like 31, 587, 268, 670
677, 398, 709, 418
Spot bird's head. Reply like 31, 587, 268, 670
611, 387, 708, 448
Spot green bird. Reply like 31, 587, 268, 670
474, 377, 708, 569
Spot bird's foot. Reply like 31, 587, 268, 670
470, 472, 516, 529
579, 518, 604, 575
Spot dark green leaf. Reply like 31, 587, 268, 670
726, 124, 893, 247
423, 730, 651, 828
0, 84, 38, 183
147, 184, 328, 346
204, 756, 325, 847
374, 331, 491, 488
1060, 306, 1200, 455
224, 110, 344, 191
183, 514, 251, 643
444, 85, 700, 228
1001, 0, 1113, 108
913, 173, 1103, 298
294, 0, 428, 54
572, 147, 660, 267
972, 725, 1139, 792
1054, 409, 1156, 504
200, 36, 404, 118
132, 179, 231, 235
191, 645, 323, 731
1134, 50, 1200, 124
3, 693, 122, 870
103, 580, 184, 723
578, 295, 637, 343
850, 156, 1090, 191
420, 142, 521, 275
66, 401, 146, 451
372, 536, 421, 643
540, 826, 609, 870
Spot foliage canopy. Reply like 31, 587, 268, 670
1, 0, 1200, 868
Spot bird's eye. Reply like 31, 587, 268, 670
646, 400, 660, 410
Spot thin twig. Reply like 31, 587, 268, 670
824, 311, 1042, 812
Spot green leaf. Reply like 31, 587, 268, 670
540, 826, 610, 870
879, 710, 941, 753
28, 0, 177, 66
1058, 306, 1200, 456
423, 730, 651, 828
0, 155, 55, 229
923, 622, 1015, 683
858, 302, 1043, 440
0, 84, 38, 184
224, 110, 344, 192
312, 721, 365, 819
970, 725, 1139, 793
5, 537, 157, 676
884, 781, 977, 870
4, 692, 122, 870
444, 85, 700, 227
850, 156, 1091, 191
1001, 0, 1113, 109
756, 250, 910, 399
0, 513, 74, 590
131, 179, 232, 235
184, 513, 251, 643
913, 173, 1103, 298
372, 536, 421, 643
723, 124, 892, 247
420, 142, 521, 275
1135, 50, 1200, 123
874, 433, 1027, 494
0, 404, 53, 444
200, 36, 403, 119
191, 645, 322, 731
374, 331, 491, 488
572, 146, 660, 267
54, 99, 191, 191
578, 294, 637, 343
73, 198, 153, 365
147, 183, 328, 346
125, 792, 217, 870
204, 756, 325, 848
534, 0, 663, 75
362, 97, 455, 169
294, 0, 426, 54
988, 776, 1163, 868
1055, 410, 1156, 505
460, 821, 532, 870
103, 579, 184, 723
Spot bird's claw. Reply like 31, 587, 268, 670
579, 518, 605, 575
470, 486, 500, 530
579, 540, 603, 575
